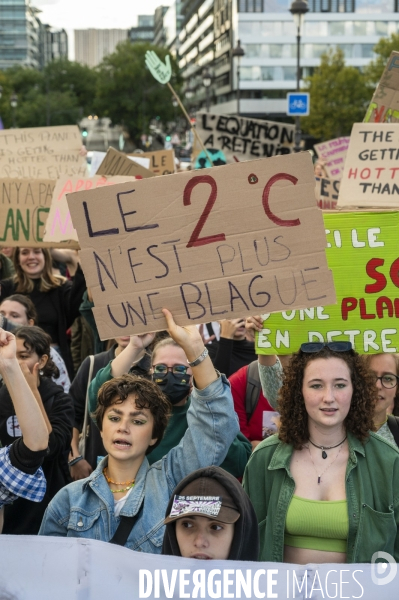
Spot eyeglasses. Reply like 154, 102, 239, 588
153, 364, 189, 376
375, 375, 399, 389
300, 342, 353, 353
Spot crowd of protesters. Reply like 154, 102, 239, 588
0, 244, 399, 566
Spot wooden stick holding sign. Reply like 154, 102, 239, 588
144, 50, 214, 167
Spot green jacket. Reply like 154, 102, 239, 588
89, 362, 252, 479
243, 431, 399, 563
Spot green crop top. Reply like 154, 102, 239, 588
284, 495, 349, 553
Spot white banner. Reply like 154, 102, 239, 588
0, 536, 397, 599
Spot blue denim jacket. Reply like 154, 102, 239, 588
39, 374, 239, 552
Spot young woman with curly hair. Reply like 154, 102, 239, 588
243, 342, 399, 564
39, 310, 239, 553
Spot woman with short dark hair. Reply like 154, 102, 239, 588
39, 309, 239, 553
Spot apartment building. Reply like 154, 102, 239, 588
74, 29, 127, 68
174, 0, 399, 118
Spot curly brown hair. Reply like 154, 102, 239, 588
278, 347, 376, 448
93, 374, 171, 454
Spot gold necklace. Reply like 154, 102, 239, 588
103, 468, 135, 493
306, 442, 345, 485
108, 483, 135, 494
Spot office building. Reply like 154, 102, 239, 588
40, 25, 68, 68
176, 0, 399, 118
74, 29, 128, 68
128, 15, 155, 44
0, 0, 41, 70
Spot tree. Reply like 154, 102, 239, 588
364, 33, 399, 85
0, 60, 98, 128
95, 41, 182, 146
301, 49, 370, 140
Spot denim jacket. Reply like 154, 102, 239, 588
243, 431, 399, 563
39, 374, 239, 552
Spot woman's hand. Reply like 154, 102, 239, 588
0, 328, 17, 370
246, 315, 264, 334
19, 361, 40, 391
129, 333, 155, 351
219, 318, 245, 340
162, 309, 204, 363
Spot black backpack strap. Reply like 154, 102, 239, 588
245, 361, 262, 423
109, 511, 141, 546
387, 415, 399, 447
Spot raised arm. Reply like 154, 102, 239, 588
0, 329, 48, 451
163, 309, 217, 390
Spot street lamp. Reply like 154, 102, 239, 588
185, 86, 194, 100
289, 0, 309, 152
10, 93, 18, 129
232, 40, 245, 116
202, 68, 212, 113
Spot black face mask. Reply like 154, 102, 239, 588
152, 371, 191, 405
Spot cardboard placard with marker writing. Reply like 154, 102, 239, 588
67, 152, 336, 339
256, 211, 399, 354
0, 125, 87, 179
315, 177, 340, 210
194, 112, 295, 167
314, 137, 350, 180
338, 123, 399, 208
364, 51, 399, 124
43, 176, 137, 247
96, 147, 155, 178
0, 178, 75, 248
128, 150, 175, 175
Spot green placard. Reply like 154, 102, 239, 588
256, 211, 399, 355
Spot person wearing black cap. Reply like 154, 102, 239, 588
162, 466, 259, 561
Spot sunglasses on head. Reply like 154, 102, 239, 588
300, 342, 353, 353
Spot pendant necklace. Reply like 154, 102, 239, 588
307, 442, 345, 484
308, 435, 347, 459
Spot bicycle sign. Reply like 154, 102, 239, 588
287, 92, 310, 116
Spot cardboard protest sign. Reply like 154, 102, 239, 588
0, 178, 74, 247
95, 147, 155, 178
43, 176, 137, 247
67, 152, 335, 339
194, 112, 294, 166
314, 137, 350, 180
364, 51, 399, 123
315, 177, 340, 210
256, 211, 399, 354
337, 123, 399, 208
0, 125, 87, 179
128, 150, 175, 175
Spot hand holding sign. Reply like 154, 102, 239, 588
145, 51, 172, 85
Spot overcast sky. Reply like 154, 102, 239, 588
34, 0, 173, 59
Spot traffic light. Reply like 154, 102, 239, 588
165, 135, 171, 142
81, 127, 88, 145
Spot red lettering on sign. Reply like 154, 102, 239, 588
365, 258, 386, 294
262, 173, 301, 227
183, 175, 226, 248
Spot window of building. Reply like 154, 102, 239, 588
329, 21, 346, 35
305, 21, 328, 35
263, 0, 290, 11
353, 21, 368, 34
355, 0, 394, 13
238, 0, 264, 11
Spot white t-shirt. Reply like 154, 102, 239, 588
114, 487, 134, 518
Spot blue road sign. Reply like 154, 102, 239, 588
287, 92, 310, 116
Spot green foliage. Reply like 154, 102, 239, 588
95, 41, 182, 144
0, 60, 98, 128
365, 33, 399, 85
301, 49, 370, 140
